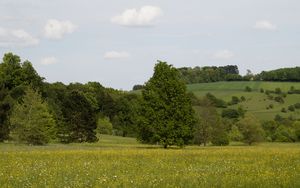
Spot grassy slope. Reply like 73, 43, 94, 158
0, 135, 300, 187
187, 81, 300, 121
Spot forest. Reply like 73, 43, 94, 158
1, 52, 300, 147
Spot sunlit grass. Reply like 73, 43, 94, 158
0, 135, 300, 187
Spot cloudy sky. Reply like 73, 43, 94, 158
0, 0, 299, 90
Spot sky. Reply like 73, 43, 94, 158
0, 0, 299, 90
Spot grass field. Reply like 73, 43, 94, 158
1, 135, 300, 187
187, 81, 300, 120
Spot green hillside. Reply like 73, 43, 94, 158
187, 81, 300, 121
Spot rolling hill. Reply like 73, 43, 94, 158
187, 81, 300, 121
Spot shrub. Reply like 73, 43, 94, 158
245, 86, 252, 92
260, 88, 264, 93
229, 125, 243, 141
237, 114, 264, 145
211, 134, 229, 146
294, 103, 300, 109
240, 96, 246, 101
206, 93, 227, 108
274, 96, 284, 103
275, 88, 282, 94
222, 109, 240, 119
281, 108, 287, 113
97, 116, 113, 135
229, 96, 240, 105
288, 105, 295, 112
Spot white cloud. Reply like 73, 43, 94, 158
44, 19, 77, 39
254, 20, 277, 30
104, 51, 130, 59
41, 57, 58, 65
212, 50, 235, 60
0, 27, 39, 47
111, 5, 163, 26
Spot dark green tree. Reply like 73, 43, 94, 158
113, 93, 141, 137
0, 84, 11, 141
61, 90, 98, 143
139, 61, 195, 148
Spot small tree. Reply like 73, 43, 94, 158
237, 114, 264, 145
139, 61, 195, 148
229, 125, 243, 141
10, 88, 56, 145
97, 116, 113, 135
230, 96, 240, 105
193, 99, 215, 146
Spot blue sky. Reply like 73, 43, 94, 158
0, 0, 299, 90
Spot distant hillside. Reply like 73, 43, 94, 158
188, 81, 300, 121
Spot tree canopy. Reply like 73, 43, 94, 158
139, 61, 195, 148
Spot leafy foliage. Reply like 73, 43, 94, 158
10, 88, 55, 145
61, 90, 98, 143
237, 114, 264, 145
139, 61, 195, 148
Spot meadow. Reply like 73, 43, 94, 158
187, 81, 300, 120
1, 135, 300, 188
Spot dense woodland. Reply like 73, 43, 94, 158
1, 53, 300, 147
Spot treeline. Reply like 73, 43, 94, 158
173, 65, 300, 85
256, 67, 300, 82
0, 53, 141, 145
177, 65, 241, 84
1, 53, 300, 147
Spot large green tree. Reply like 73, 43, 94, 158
139, 61, 195, 148
61, 90, 98, 143
10, 88, 56, 145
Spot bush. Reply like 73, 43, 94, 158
274, 96, 284, 103
240, 96, 246, 102
211, 134, 229, 146
222, 109, 240, 119
229, 96, 240, 105
294, 103, 300, 109
281, 108, 287, 113
206, 93, 227, 108
269, 104, 274, 109
97, 116, 113, 135
288, 105, 295, 112
282, 93, 287, 98
275, 88, 282, 94
273, 125, 296, 142
245, 86, 252, 92
229, 125, 243, 141
260, 88, 264, 93
237, 114, 264, 145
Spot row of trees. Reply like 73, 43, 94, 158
175, 65, 300, 85
257, 67, 300, 82
1, 53, 299, 147
177, 65, 241, 84
0, 53, 141, 144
